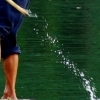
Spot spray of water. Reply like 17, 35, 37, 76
46, 34, 97, 100
26, 9, 38, 18
33, 16, 100, 100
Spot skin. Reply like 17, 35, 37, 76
1, 54, 19, 100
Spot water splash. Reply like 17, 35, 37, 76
45, 34, 97, 100
26, 9, 38, 18
33, 16, 100, 100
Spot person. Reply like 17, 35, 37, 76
0, 0, 29, 99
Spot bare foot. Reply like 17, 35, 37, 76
1, 91, 9, 99
1, 91, 18, 100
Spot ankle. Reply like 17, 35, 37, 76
1, 92, 9, 99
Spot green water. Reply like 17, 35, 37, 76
0, 0, 100, 100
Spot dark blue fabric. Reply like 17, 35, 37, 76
0, 0, 29, 59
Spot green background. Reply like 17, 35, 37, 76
0, 0, 100, 100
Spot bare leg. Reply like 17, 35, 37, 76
2, 54, 18, 100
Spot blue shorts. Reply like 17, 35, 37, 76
0, 0, 29, 59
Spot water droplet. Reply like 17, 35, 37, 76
76, 7, 81, 10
